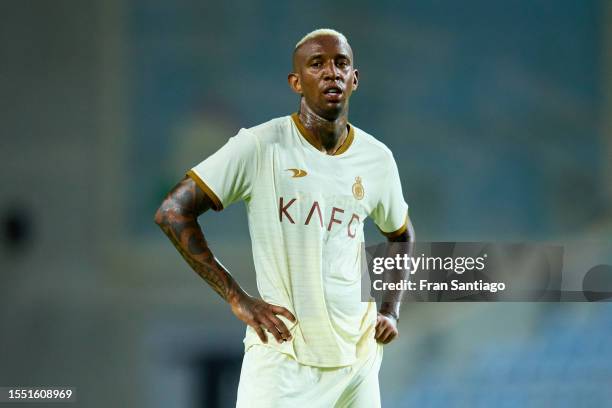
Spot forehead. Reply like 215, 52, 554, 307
296, 35, 353, 60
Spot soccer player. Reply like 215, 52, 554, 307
155, 28, 414, 407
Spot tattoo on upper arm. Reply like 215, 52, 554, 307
156, 177, 233, 300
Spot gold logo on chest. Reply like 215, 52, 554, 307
352, 176, 364, 200
287, 168, 308, 178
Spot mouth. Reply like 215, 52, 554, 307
322, 86, 343, 102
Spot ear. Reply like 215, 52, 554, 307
288, 72, 302, 94
351, 69, 359, 92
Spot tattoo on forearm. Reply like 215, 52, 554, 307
155, 178, 236, 301
381, 228, 414, 319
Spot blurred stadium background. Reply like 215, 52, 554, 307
1, 0, 611, 407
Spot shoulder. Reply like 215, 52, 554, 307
224, 115, 291, 154
351, 124, 395, 161
244, 115, 292, 144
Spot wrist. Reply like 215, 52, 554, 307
227, 283, 248, 307
379, 302, 400, 321
379, 310, 399, 321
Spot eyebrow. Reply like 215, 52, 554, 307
307, 53, 351, 62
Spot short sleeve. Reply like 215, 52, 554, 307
370, 153, 409, 237
186, 128, 259, 211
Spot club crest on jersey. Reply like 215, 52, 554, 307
352, 176, 364, 200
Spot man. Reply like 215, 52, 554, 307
155, 28, 414, 407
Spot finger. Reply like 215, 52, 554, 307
382, 327, 398, 344
268, 314, 292, 341
377, 326, 391, 343
271, 306, 296, 323
384, 332, 397, 344
385, 331, 398, 344
253, 324, 267, 343
377, 324, 392, 341
261, 318, 284, 343
375, 320, 386, 339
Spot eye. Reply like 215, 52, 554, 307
311, 61, 322, 68
337, 60, 349, 68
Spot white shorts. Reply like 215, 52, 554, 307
235, 343, 383, 408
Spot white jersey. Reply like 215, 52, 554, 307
188, 113, 408, 367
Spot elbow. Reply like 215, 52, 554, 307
154, 198, 190, 228
153, 206, 165, 227
154, 199, 172, 227
153, 207, 163, 226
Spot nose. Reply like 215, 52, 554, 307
322, 60, 341, 80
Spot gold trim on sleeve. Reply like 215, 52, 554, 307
186, 169, 224, 211
380, 213, 409, 239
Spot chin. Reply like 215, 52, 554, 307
317, 104, 345, 121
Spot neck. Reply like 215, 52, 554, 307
298, 99, 348, 155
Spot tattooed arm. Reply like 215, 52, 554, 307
154, 176, 295, 343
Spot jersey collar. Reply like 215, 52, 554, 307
291, 112, 355, 156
